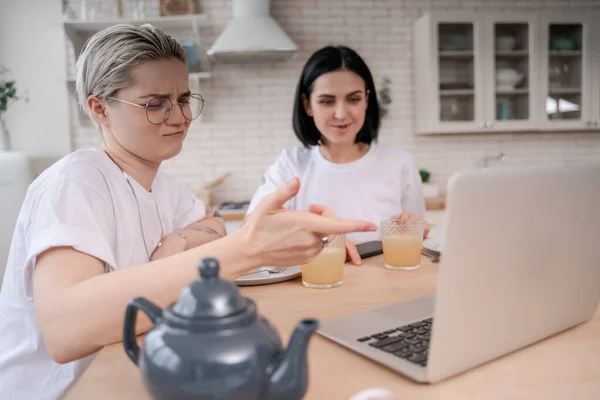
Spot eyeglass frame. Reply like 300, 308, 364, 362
106, 93, 205, 125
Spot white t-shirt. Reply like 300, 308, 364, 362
0, 148, 206, 400
247, 143, 425, 243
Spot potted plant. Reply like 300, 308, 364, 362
378, 77, 392, 119
0, 66, 26, 151
419, 168, 440, 200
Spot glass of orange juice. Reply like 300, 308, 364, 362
301, 234, 346, 289
381, 219, 424, 271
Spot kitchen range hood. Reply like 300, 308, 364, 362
206, 0, 298, 63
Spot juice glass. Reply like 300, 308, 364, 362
381, 219, 424, 271
301, 234, 346, 289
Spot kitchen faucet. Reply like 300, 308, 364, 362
480, 152, 507, 168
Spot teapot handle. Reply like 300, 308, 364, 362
123, 297, 162, 365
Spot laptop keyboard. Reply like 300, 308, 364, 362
356, 318, 433, 367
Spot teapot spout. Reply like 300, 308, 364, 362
267, 319, 319, 400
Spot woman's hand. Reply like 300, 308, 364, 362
238, 178, 376, 268
307, 204, 363, 265
390, 211, 430, 239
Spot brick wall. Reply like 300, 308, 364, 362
71, 0, 600, 204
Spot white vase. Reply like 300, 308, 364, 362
0, 119, 11, 151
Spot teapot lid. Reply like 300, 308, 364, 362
170, 258, 248, 320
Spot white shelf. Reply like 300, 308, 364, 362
63, 14, 209, 35
496, 88, 529, 95
440, 89, 474, 96
495, 50, 529, 57
548, 88, 581, 95
438, 50, 474, 58
549, 50, 582, 57
64, 14, 210, 57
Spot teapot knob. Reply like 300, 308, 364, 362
198, 258, 220, 279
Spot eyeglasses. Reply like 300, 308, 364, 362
107, 93, 205, 125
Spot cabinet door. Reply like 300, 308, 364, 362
483, 13, 538, 132
590, 12, 600, 129
538, 13, 593, 130
414, 13, 485, 134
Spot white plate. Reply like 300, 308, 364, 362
235, 266, 302, 286
423, 236, 444, 254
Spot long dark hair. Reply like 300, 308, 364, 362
292, 45, 380, 147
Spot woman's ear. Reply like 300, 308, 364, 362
366, 89, 370, 105
87, 95, 110, 127
302, 93, 313, 117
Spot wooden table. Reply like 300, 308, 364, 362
66, 256, 600, 400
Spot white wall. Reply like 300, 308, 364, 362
0, 0, 71, 165
0, 0, 71, 278
64, 0, 600, 203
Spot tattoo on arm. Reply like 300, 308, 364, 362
188, 226, 224, 237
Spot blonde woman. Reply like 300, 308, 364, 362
0, 25, 375, 399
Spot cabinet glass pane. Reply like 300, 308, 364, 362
438, 23, 474, 121
547, 24, 583, 120
494, 23, 529, 121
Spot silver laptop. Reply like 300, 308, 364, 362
317, 164, 600, 383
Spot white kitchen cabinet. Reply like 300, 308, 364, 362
537, 13, 594, 131
414, 10, 600, 135
593, 20, 600, 129
414, 12, 485, 134
483, 13, 539, 132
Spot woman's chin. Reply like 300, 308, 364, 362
156, 143, 184, 161
323, 132, 359, 146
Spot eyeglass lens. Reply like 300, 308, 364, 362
145, 94, 204, 124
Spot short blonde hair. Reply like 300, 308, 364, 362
76, 24, 186, 122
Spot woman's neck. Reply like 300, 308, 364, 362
100, 139, 160, 192
319, 142, 370, 164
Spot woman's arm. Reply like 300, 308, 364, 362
179, 214, 227, 244
33, 232, 250, 364
150, 212, 227, 260
33, 177, 376, 364
400, 163, 426, 219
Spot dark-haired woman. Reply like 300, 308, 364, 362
247, 46, 428, 264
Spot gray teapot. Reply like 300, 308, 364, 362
123, 258, 318, 400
